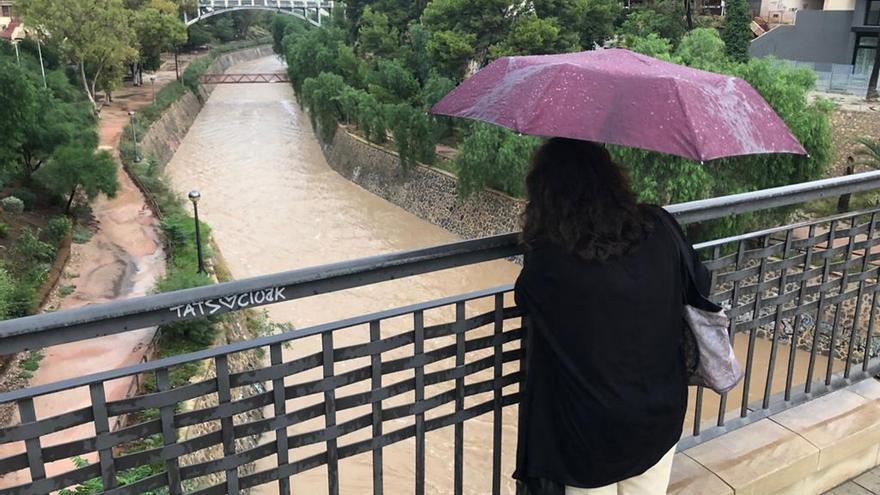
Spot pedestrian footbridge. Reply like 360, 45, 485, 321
4, 172, 880, 494
186, 0, 335, 27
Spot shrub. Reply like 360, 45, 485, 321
384, 103, 436, 170
0, 267, 14, 319
11, 188, 37, 210
45, 216, 72, 246
0, 223, 8, 239
14, 228, 56, 263
1, 196, 24, 215
457, 123, 539, 197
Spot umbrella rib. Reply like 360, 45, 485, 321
672, 82, 704, 162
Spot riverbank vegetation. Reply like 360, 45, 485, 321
0, 42, 107, 320
274, 1, 832, 240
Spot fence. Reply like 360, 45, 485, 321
4, 171, 880, 494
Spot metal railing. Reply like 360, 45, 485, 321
3, 171, 880, 494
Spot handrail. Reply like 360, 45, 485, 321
2, 170, 880, 354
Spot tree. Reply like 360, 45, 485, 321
17, 0, 138, 110
421, 0, 515, 60
301, 73, 348, 142
131, 0, 187, 72
367, 59, 420, 103
677, 28, 729, 70
357, 6, 400, 58
722, 0, 752, 63
619, 0, 687, 47
457, 123, 540, 197
426, 30, 476, 81
488, 14, 564, 59
384, 103, 435, 170
35, 146, 119, 213
533, 0, 620, 50
0, 59, 36, 173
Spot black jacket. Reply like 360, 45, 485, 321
513, 206, 710, 493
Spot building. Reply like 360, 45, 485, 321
0, 0, 23, 41
750, 0, 879, 77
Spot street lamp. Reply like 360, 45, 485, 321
149, 74, 156, 104
188, 190, 207, 275
11, 39, 20, 66
128, 110, 140, 163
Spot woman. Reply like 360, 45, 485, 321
513, 138, 710, 495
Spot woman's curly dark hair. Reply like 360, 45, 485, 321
521, 138, 653, 262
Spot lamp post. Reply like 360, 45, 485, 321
36, 39, 47, 89
128, 110, 140, 163
12, 39, 20, 66
188, 190, 206, 275
150, 74, 156, 104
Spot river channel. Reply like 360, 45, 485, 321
163, 55, 833, 494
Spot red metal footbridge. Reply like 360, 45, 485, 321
198, 72, 290, 84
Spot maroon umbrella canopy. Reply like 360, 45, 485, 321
431, 49, 807, 162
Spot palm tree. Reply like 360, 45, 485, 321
855, 137, 880, 168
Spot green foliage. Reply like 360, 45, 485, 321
13, 228, 56, 264
357, 6, 400, 59
11, 188, 37, 211
35, 146, 119, 213
488, 14, 564, 60
533, 0, 621, 50
0, 197, 24, 215
73, 225, 93, 244
385, 103, 435, 170
131, 0, 187, 71
426, 30, 475, 81
0, 267, 14, 320
0, 223, 8, 239
58, 457, 159, 495
677, 28, 728, 70
17, 0, 138, 109
457, 124, 540, 197
421, 0, 512, 56
45, 216, 72, 245
283, 26, 351, 94
722, 0, 752, 63
0, 58, 36, 172
186, 23, 213, 48
619, 0, 686, 47
626, 33, 674, 59
302, 72, 348, 141
855, 137, 880, 169
367, 59, 420, 103
0, 48, 98, 177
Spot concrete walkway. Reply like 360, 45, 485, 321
827, 467, 880, 494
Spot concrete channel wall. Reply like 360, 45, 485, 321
324, 126, 524, 240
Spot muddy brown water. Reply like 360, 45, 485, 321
158, 55, 834, 494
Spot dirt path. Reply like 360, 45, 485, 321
0, 52, 202, 487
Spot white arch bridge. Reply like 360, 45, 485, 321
185, 0, 335, 27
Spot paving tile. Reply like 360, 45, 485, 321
667, 453, 733, 495
854, 466, 880, 493
771, 389, 880, 469
684, 419, 819, 495
851, 379, 880, 402
824, 481, 875, 494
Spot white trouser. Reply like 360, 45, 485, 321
564, 444, 677, 495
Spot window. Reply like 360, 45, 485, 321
866, 0, 880, 25
0, 6, 10, 17
854, 34, 878, 74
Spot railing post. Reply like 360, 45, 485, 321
370, 320, 384, 495
413, 310, 426, 495
322, 331, 340, 495
89, 383, 118, 491
18, 399, 46, 485
271, 343, 292, 494
453, 302, 465, 495
215, 355, 240, 493
156, 368, 183, 495
492, 294, 504, 495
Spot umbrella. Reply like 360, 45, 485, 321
430, 48, 807, 162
